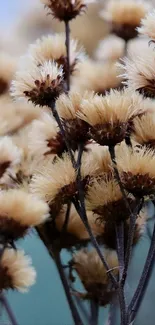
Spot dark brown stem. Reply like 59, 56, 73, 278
0, 293, 18, 325
90, 300, 99, 325
65, 20, 70, 91
115, 222, 124, 280
62, 202, 71, 233
128, 220, 155, 323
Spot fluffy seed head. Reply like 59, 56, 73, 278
0, 249, 36, 292
101, 0, 150, 41
0, 189, 49, 240
28, 111, 65, 156
132, 113, 155, 148
28, 34, 85, 79
41, 0, 95, 21
73, 249, 118, 305
119, 46, 155, 98
86, 178, 135, 222
11, 61, 64, 106
138, 10, 155, 40
95, 35, 125, 62
116, 143, 155, 196
77, 89, 145, 146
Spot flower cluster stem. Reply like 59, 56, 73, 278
65, 20, 70, 91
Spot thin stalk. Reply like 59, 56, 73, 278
65, 20, 70, 91
62, 202, 71, 233
118, 289, 127, 325
74, 294, 90, 324
53, 251, 84, 325
128, 221, 155, 323
90, 300, 99, 325
0, 293, 18, 325
50, 102, 76, 167
115, 222, 125, 279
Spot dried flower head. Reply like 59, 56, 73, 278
85, 143, 113, 177
56, 91, 92, 149
86, 178, 135, 222
95, 35, 125, 62
74, 60, 122, 94
119, 46, 155, 98
138, 10, 155, 40
0, 249, 36, 292
41, 0, 94, 21
116, 143, 155, 196
132, 113, 155, 148
101, 0, 150, 41
11, 61, 64, 106
0, 53, 17, 95
28, 34, 85, 79
73, 249, 118, 305
77, 89, 144, 146
29, 111, 65, 156
0, 136, 22, 183
0, 189, 49, 240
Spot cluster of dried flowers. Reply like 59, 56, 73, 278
2, 0, 155, 324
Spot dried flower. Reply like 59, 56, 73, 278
101, 0, 150, 41
73, 60, 122, 94
138, 10, 155, 40
116, 143, 155, 196
0, 53, 17, 95
119, 46, 155, 98
77, 89, 144, 146
28, 111, 65, 156
95, 35, 125, 62
132, 113, 155, 148
41, 0, 95, 21
0, 189, 49, 240
73, 249, 118, 305
11, 61, 64, 106
86, 178, 135, 222
56, 91, 91, 149
0, 249, 36, 292
28, 34, 85, 79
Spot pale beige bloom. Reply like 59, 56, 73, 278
73, 59, 122, 94
11, 61, 64, 106
41, 0, 95, 21
0, 52, 17, 95
132, 113, 155, 146
73, 249, 118, 289
28, 34, 85, 73
116, 143, 155, 195
0, 189, 49, 239
0, 249, 36, 292
127, 37, 150, 57
138, 10, 155, 39
28, 111, 64, 156
101, 0, 150, 26
95, 35, 125, 62
119, 46, 155, 98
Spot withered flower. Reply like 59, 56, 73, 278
132, 113, 155, 149
138, 10, 155, 40
29, 111, 65, 156
119, 46, 155, 98
0, 189, 49, 240
41, 0, 95, 21
77, 89, 144, 146
73, 249, 118, 305
116, 143, 155, 196
28, 34, 85, 80
56, 91, 92, 149
86, 178, 136, 222
0, 249, 36, 292
11, 61, 64, 106
101, 0, 150, 41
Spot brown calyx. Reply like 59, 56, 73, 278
0, 78, 8, 95
137, 82, 155, 99
84, 282, 116, 306
24, 76, 65, 107
0, 217, 28, 241
46, 132, 66, 156
0, 161, 10, 178
121, 172, 155, 196
0, 265, 14, 291
94, 197, 136, 222
47, 0, 86, 21
62, 118, 89, 150
112, 22, 138, 41
89, 122, 128, 146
